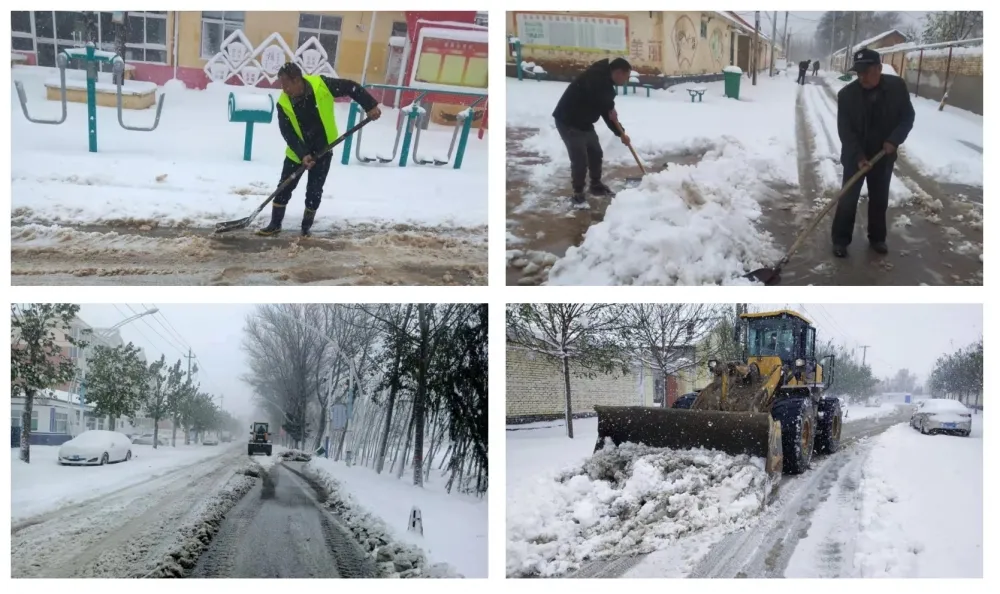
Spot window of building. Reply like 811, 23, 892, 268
391, 21, 407, 38
54, 412, 69, 433
86, 413, 96, 431
12, 11, 35, 52
97, 417, 105, 430
201, 11, 244, 58
297, 13, 342, 65
12, 412, 21, 428
31, 409, 39, 431
474, 12, 488, 27
124, 11, 168, 63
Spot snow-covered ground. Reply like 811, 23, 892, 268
507, 68, 982, 286
305, 455, 487, 578
508, 76, 795, 285
506, 417, 769, 577
11, 442, 234, 521
842, 400, 909, 422
11, 66, 487, 233
787, 412, 982, 577
825, 73, 983, 186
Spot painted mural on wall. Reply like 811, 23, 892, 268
671, 15, 698, 70
709, 26, 725, 68
648, 40, 662, 64
203, 29, 338, 88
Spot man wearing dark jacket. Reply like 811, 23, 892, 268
552, 57, 632, 208
797, 60, 810, 84
812, 60, 820, 76
258, 63, 382, 236
832, 48, 915, 257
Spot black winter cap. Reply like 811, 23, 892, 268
849, 48, 881, 72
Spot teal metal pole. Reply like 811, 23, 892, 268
341, 102, 359, 165
86, 45, 97, 153
453, 109, 473, 170
243, 122, 254, 161
398, 110, 417, 167
515, 40, 523, 81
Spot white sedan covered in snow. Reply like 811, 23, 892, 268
58, 430, 133, 465
909, 398, 973, 436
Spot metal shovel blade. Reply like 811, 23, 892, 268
744, 266, 781, 285
623, 176, 643, 189
214, 217, 252, 234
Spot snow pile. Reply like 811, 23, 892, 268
854, 415, 982, 577
143, 460, 260, 577
506, 439, 770, 577
280, 448, 313, 462
546, 141, 782, 285
300, 460, 469, 578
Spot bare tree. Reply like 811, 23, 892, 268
506, 304, 628, 438
242, 304, 329, 449
620, 304, 723, 405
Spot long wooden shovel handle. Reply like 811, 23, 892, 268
611, 116, 646, 175
780, 150, 887, 265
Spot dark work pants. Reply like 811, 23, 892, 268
555, 119, 603, 193
273, 153, 333, 211
831, 157, 894, 246
797, 69, 807, 84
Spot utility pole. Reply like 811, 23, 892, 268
860, 345, 870, 367
769, 11, 777, 76
184, 347, 195, 382
753, 11, 760, 85
846, 11, 859, 73
782, 11, 788, 60
829, 13, 837, 69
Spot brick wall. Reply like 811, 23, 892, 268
506, 345, 658, 423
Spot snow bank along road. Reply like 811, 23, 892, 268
566, 405, 913, 578
191, 461, 376, 578
11, 444, 247, 577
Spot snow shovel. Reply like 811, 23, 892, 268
744, 149, 886, 285
611, 118, 646, 188
214, 118, 374, 234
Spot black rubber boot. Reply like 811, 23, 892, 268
833, 244, 848, 258
301, 208, 316, 236
256, 204, 286, 236
589, 180, 614, 197
870, 241, 888, 254
570, 192, 590, 210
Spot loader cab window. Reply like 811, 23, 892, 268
747, 321, 797, 361
804, 326, 816, 360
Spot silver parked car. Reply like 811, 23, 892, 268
910, 398, 972, 436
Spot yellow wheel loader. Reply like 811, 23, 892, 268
595, 310, 841, 478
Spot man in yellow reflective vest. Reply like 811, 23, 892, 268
258, 62, 382, 236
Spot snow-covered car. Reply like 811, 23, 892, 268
909, 398, 972, 436
132, 433, 168, 446
58, 430, 133, 465
203, 437, 219, 446
672, 392, 700, 409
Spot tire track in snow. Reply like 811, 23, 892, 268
11, 449, 245, 577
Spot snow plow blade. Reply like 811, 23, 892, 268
593, 406, 783, 478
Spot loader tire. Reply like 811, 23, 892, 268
771, 398, 815, 474
815, 397, 843, 454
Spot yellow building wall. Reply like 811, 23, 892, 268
507, 11, 746, 77
175, 11, 406, 83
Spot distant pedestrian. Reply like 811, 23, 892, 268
812, 60, 820, 76
831, 49, 915, 258
797, 60, 810, 84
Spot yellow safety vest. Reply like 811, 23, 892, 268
276, 75, 339, 164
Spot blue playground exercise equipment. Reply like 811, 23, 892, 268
340, 84, 486, 170
228, 92, 275, 161
14, 42, 165, 153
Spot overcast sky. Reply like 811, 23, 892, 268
756, 304, 981, 382
734, 11, 928, 41
78, 304, 258, 419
